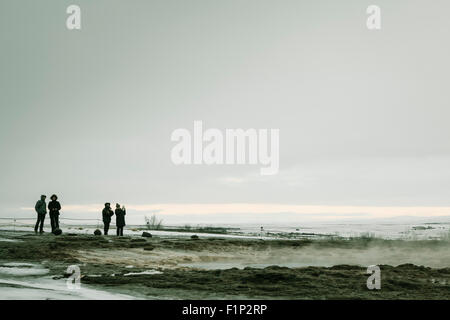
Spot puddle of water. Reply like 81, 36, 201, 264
0, 261, 155, 300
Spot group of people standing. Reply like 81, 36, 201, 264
34, 195, 127, 236
34, 194, 61, 233
102, 202, 126, 236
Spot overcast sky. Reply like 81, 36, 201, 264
1, 0, 450, 222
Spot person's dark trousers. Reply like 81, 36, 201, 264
50, 213, 59, 232
117, 227, 123, 236
34, 213, 45, 233
104, 222, 110, 235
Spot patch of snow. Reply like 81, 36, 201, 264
0, 263, 49, 276
0, 238, 20, 242
3, 262, 36, 267
0, 277, 140, 300
124, 270, 162, 276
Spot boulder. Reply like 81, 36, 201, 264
191, 234, 199, 240
142, 232, 152, 238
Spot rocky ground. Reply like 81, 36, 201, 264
0, 230, 449, 299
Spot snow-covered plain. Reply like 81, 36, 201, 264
1, 216, 450, 240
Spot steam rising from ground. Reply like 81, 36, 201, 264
74, 240, 450, 270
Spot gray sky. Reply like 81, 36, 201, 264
1, 0, 450, 221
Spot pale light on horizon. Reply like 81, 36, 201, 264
18, 203, 450, 219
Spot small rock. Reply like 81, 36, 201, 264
142, 232, 152, 238
191, 235, 199, 240
94, 229, 102, 236
53, 228, 62, 236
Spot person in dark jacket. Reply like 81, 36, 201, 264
102, 203, 114, 235
34, 195, 47, 234
48, 194, 61, 232
115, 203, 126, 236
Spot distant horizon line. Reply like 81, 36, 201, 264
16, 203, 450, 219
